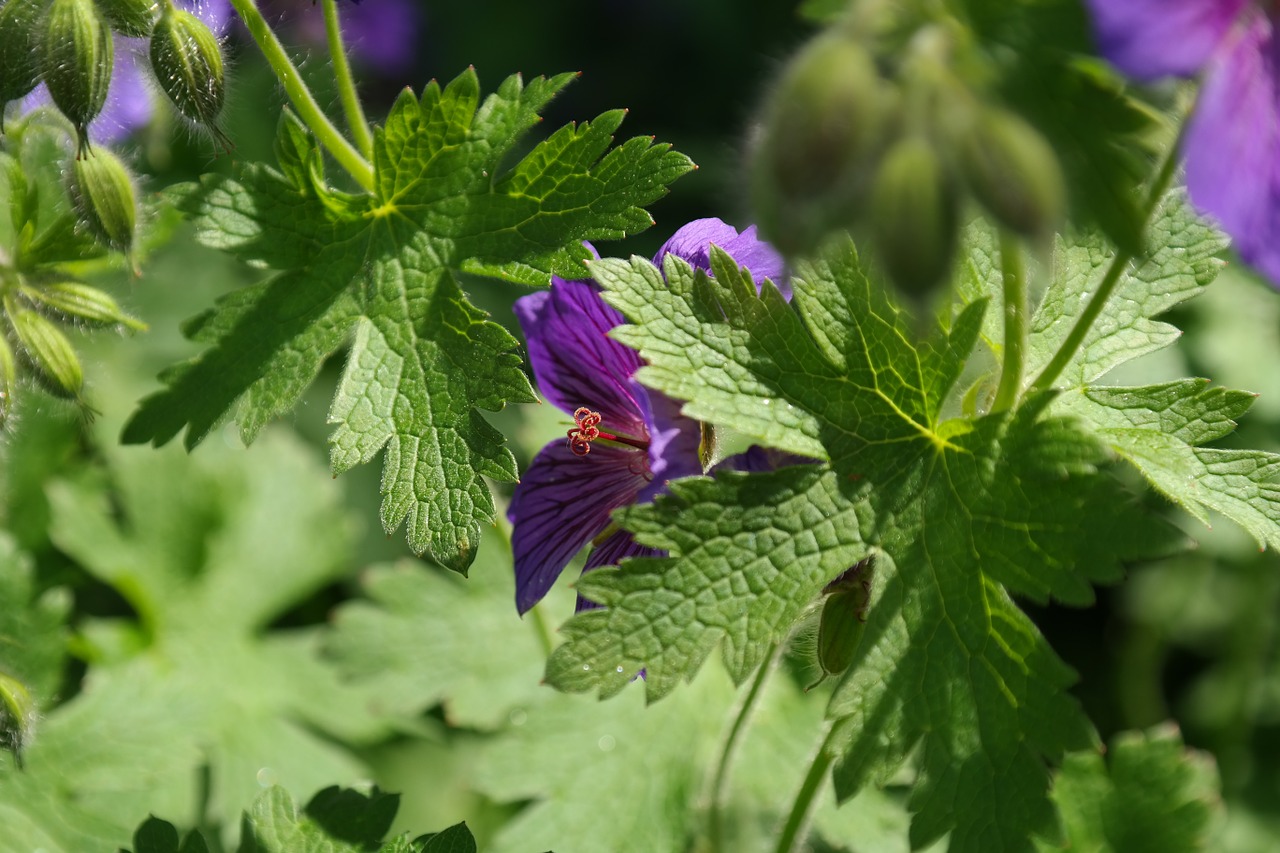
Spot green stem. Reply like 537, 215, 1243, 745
991, 230, 1026, 413
704, 643, 781, 852
227, 0, 374, 191
1027, 142, 1181, 394
321, 0, 374, 160
528, 603, 554, 658
773, 722, 838, 853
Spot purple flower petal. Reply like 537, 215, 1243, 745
508, 440, 649, 613
1085, 0, 1248, 79
633, 381, 703, 503
90, 42, 152, 144
1184, 14, 1280, 281
185, 0, 232, 33
340, 0, 423, 76
514, 278, 647, 437
576, 529, 663, 612
654, 218, 788, 293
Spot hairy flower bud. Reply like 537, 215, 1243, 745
750, 30, 893, 256
69, 146, 137, 251
6, 296, 83, 396
958, 107, 1065, 238
0, 671, 36, 763
0, 328, 16, 421
149, 6, 227, 141
807, 555, 875, 690
41, 0, 113, 155
97, 0, 156, 37
871, 135, 958, 298
27, 281, 146, 329
0, 0, 46, 124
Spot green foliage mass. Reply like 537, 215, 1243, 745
122, 786, 477, 853
120, 69, 693, 572
0, 430, 391, 850
541, 186, 1269, 851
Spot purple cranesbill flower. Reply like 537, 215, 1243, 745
507, 218, 786, 614
1085, 0, 1280, 283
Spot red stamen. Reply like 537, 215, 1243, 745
568, 407, 603, 456
566, 406, 649, 456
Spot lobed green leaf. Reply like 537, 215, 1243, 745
123, 69, 694, 570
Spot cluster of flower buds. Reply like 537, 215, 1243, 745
750, 15, 1065, 300
1, 147, 145, 416
0, 273, 146, 406
0, 0, 228, 153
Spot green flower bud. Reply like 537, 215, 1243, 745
26, 281, 146, 329
149, 7, 227, 141
750, 30, 893, 256
0, 0, 47, 124
0, 671, 36, 764
958, 107, 1065, 239
6, 295, 83, 396
870, 135, 958, 299
0, 328, 16, 421
69, 146, 137, 251
41, 0, 113, 155
96, 0, 156, 37
807, 555, 875, 690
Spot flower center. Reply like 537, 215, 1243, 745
567, 407, 649, 456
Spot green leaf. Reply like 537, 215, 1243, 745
825, 398, 1179, 852
0, 430, 389, 849
595, 240, 983, 482
545, 465, 868, 701
324, 539, 555, 731
1056, 381, 1280, 547
419, 823, 477, 853
1039, 725, 1222, 853
126, 816, 210, 853
1025, 190, 1227, 387
592, 236, 1180, 850
237, 785, 434, 853
0, 532, 68, 707
120, 70, 694, 570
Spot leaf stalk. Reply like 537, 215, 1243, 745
227, 0, 375, 191
991, 229, 1026, 412
321, 0, 373, 160
703, 643, 781, 852
1028, 139, 1182, 393
773, 721, 838, 853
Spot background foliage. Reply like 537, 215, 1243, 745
2, 0, 1279, 851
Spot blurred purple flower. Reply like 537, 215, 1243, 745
507, 218, 786, 614
267, 0, 423, 78
1085, 0, 1280, 282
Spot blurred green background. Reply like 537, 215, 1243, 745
4, 0, 1280, 850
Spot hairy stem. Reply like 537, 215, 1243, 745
322, 0, 373, 160
773, 721, 838, 853
991, 230, 1026, 412
704, 643, 782, 852
227, 0, 375, 191
1027, 142, 1181, 393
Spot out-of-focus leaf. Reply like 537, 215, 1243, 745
1037, 725, 1222, 853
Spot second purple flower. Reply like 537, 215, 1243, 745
507, 219, 786, 614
